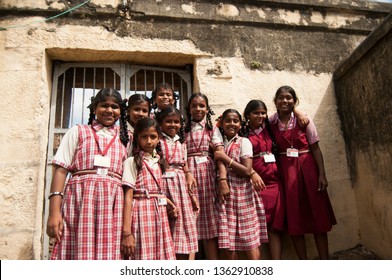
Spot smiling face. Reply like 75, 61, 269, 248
127, 101, 150, 126
275, 90, 295, 115
138, 126, 159, 154
161, 113, 181, 138
222, 112, 241, 140
94, 96, 121, 126
189, 96, 208, 122
248, 107, 267, 130
155, 88, 175, 110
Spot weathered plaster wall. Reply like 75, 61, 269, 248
0, 0, 390, 259
334, 14, 392, 259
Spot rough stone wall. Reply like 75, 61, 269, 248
0, 0, 390, 259
334, 14, 392, 260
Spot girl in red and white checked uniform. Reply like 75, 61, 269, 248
46, 88, 129, 260
126, 94, 151, 156
121, 118, 176, 260
214, 109, 268, 260
156, 106, 199, 260
184, 93, 226, 260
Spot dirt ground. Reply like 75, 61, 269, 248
330, 244, 381, 260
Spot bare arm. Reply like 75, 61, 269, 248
121, 187, 135, 257
309, 142, 328, 191
46, 166, 68, 241
215, 145, 230, 202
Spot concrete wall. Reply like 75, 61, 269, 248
0, 0, 390, 259
334, 14, 392, 260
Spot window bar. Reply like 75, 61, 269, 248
60, 71, 66, 128
144, 69, 147, 95
134, 71, 137, 94
114, 70, 116, 90
81, 67, 86, 124
103, 67, 106, 88
153, 70, 156, 89
70, 67, 77, 128
93, 67, 96, 96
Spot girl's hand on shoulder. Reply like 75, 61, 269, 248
217, 179, 230, 203
250, 171, 266, 191
121, 232, 135, 258
318, 174, 328, 191
297, 111, 309, 128
46, 210, 63, 242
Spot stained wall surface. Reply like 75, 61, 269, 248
334, 14, 392, 260
0, 0, 391, 259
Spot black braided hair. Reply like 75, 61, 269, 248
132, 118, 167, 173
185, 92, 215, 133
87, 88, 129, 147
155, 106, 185, 143
218, 109, 244, 138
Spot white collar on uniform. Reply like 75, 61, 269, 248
162, 132, 180, 143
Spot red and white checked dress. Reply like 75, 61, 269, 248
122, 152, 176, 260
271, 117, 337, 235
160, 135, 198, 254
249, 128, 285, 232
185, 121, 221, 240
51, 120, 127, 260
217, 135, 266, 251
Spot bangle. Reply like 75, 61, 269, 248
48, 192, 64, 199
122, 233, 133, 240
218, 178, 227, 181
228, 159, 234, 168
249, 170, 257, 177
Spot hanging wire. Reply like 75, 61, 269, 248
0, 0, 92, 31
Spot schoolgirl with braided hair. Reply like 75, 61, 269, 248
47, 88, 129, 259
155, 106, 199, 260
121, 118, 177, 260
184, 92, 227, 260
214, 108, 268, 260
126, 94, 151, 156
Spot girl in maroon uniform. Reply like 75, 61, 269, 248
270, 86, 336, 259
242, 100, 285, 259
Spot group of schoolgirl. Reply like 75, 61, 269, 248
46, 84, 336, 260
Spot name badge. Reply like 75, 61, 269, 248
195, 156, 208, 164
97, 168, 108, 175
94, 155, 111, 168
263, 153, 276, 163
158, 197, 167, 206
287, 148, 299, 158
163, 171, 175, 178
